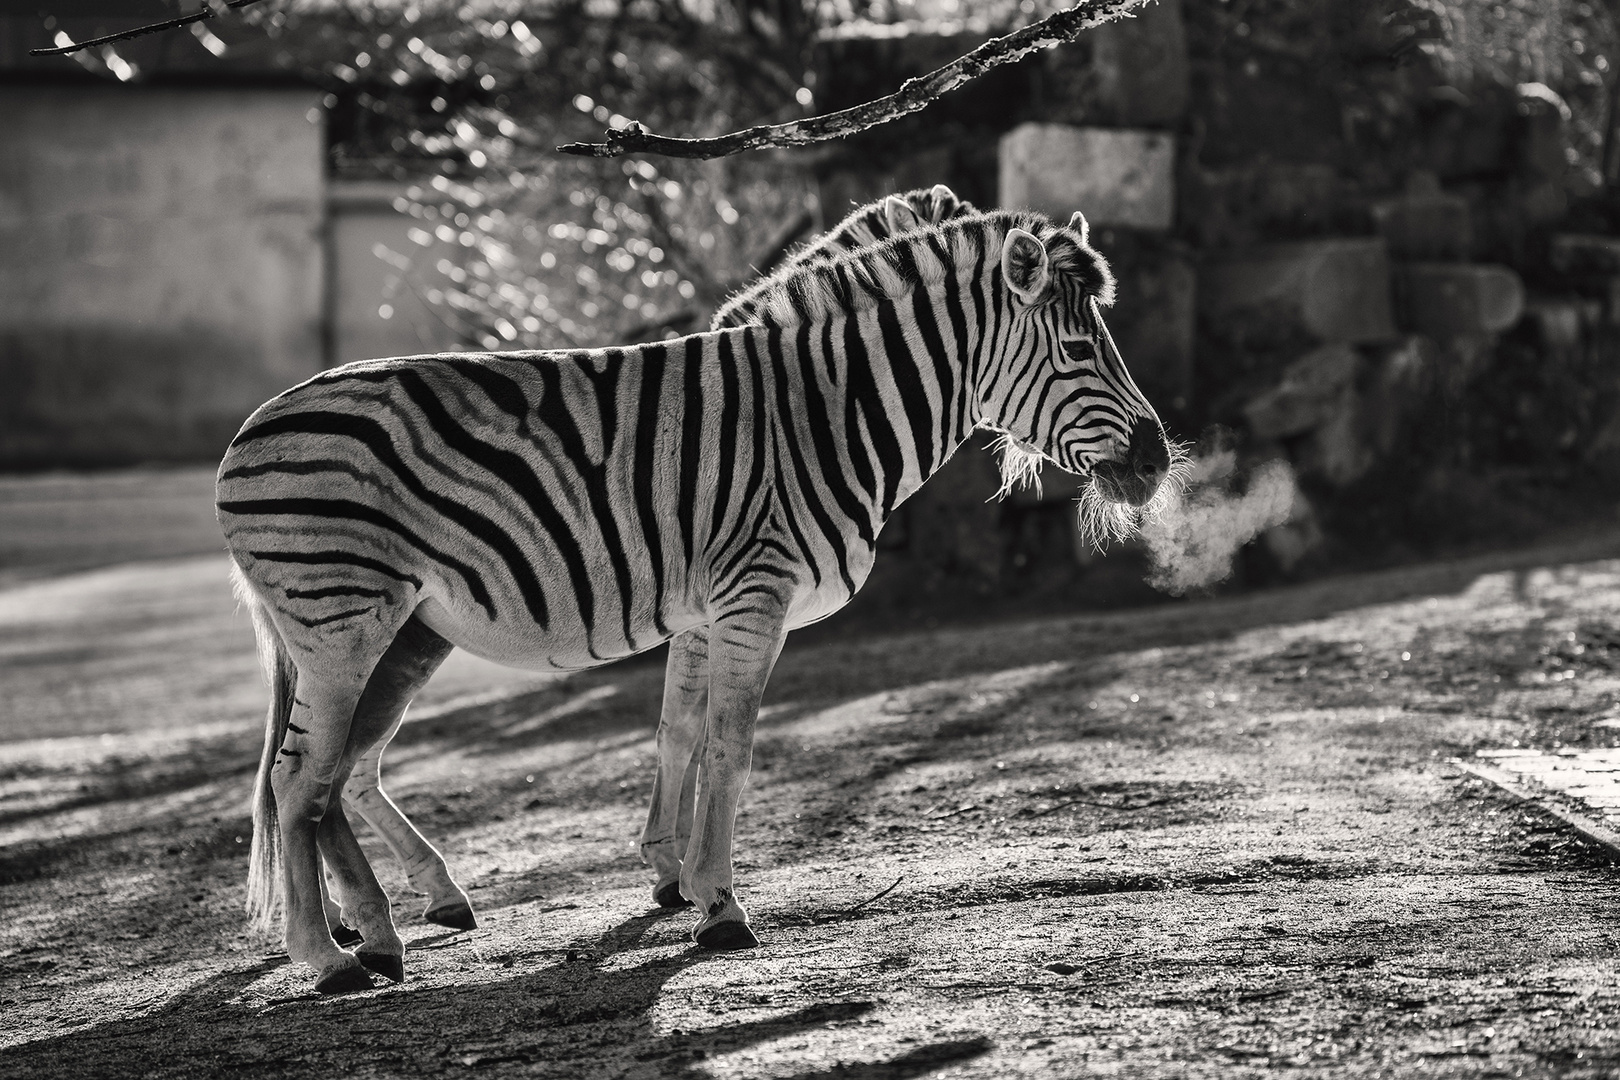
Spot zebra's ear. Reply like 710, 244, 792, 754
929, 184, 959, 218
1068, 211, 1090, 246
883, 195, 924, 235
1002, 228, 1051, 303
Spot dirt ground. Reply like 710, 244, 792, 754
6, 523, 1620, 1077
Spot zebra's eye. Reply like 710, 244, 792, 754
1061, 338, 1098, 366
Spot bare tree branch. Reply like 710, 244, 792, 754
557, 0, 1154, 159
29, 0, 263, 56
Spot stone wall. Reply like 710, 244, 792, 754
0, 85, 325, 467
809, 0, 1616, 593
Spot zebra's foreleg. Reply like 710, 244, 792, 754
320, 865, 362, 946
679, 588, 789, 949
271, 677, 374, 994
641, 627, 709, 908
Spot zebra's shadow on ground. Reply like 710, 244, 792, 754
3, 909, 993, 1079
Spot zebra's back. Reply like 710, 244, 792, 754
217, 335, 875, 670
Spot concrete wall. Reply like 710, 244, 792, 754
328, 180, 461, 365
0, 85, 325, 467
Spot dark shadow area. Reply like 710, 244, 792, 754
0, 732, 257, 830
0, 910, 991, 1080
388, 527, 1620, 799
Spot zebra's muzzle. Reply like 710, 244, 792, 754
1091, 418, 1171, 507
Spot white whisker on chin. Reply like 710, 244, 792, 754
1073, 438, 1193, 549
1075, 482, 1138, 548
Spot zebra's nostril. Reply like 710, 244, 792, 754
1127, 419, 1169, 476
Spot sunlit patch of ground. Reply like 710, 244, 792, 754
4, 538, 1620, 1076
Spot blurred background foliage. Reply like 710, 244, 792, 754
235, 0, 1620, 354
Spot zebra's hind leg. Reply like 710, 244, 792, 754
317, 787, 406, 983
679, 588, 789, 949
641, 628, 708, 909
272, 675, 376, 994
338, 616, 474, 930
311, 614, 459, 982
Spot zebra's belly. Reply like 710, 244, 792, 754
413, 595, 707, 672
414, 570, 867, 669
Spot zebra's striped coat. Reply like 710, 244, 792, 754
219, 206, 1168, 992
272, 184, 983, 944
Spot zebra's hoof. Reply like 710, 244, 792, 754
330, 924, 363, 947
314, 957, 374, 995
358, 951, 405, 984
654, 880, 692, 909
695, 921, 759, 951
424, 901, 477, 931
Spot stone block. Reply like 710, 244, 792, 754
1298, 389, 1373, 486
999, 124, 1175, 231
1092, 229, 1194, 413
1417, 85, 1514, 182
1554, 274, 1620, 325
1362, 336, 1433, 459
1522, 299, 1591, 351
1516, 85, 1570, 181
1262, 496, 1323, 572
1372, 191, 1472, 262
1199, 239, 1397, 347
906, 434, 1006, 583
329, 180, 462, 365
1520, 179, 1569, 225
1242, 342, 1361, 441
1036, 0, 1188, 129
1549, 234, 1620, 276
811, 24, 1024, 129
1393, 263, 1525, 337
1182, 163, 1350, 249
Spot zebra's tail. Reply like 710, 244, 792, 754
231, 560, 294, 936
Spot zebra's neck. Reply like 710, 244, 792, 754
737, 254, 991, 542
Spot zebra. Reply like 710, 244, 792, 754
218, 204, 1175, 994
306, 185, 983, 940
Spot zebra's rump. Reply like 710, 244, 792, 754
217, 351, 695, 659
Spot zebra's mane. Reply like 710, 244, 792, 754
712, 186, 973, 330
750, 209, 1116, 331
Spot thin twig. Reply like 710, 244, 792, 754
848, 875, 904, 911
557, 0, 1152, 159
29, 0, 263, 56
